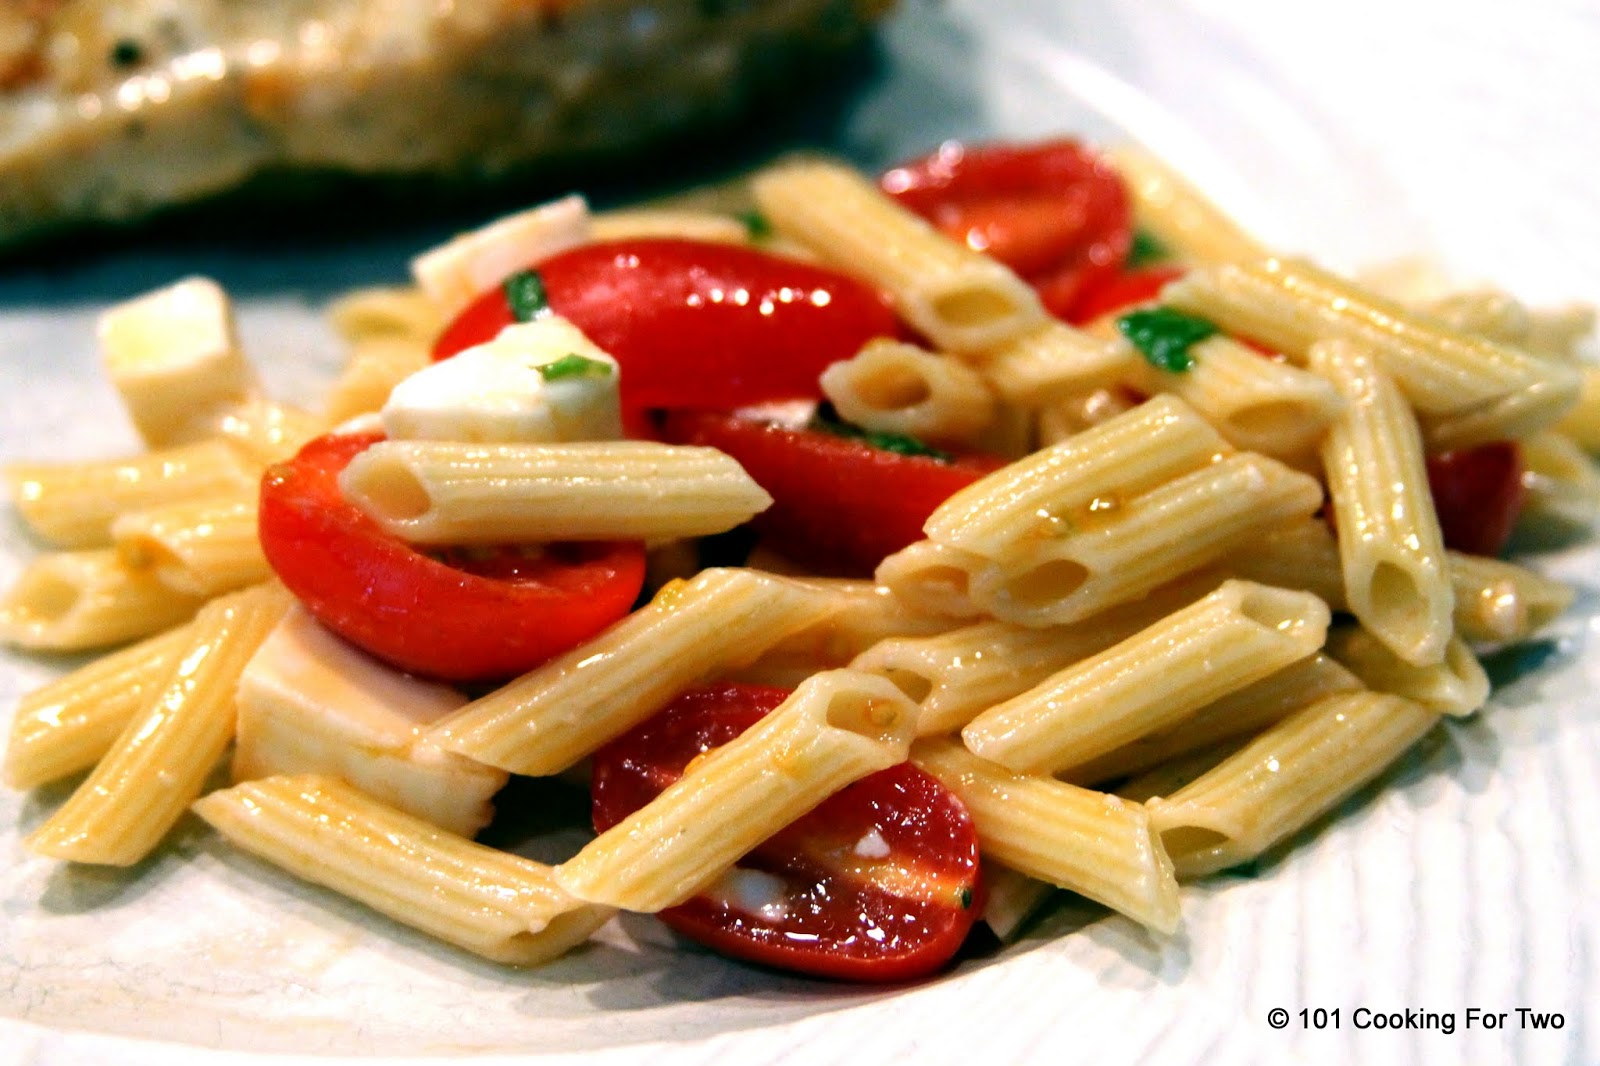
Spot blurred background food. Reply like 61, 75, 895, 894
0, 0, 894, 249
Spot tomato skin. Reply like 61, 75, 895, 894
257, 431, 645, 682
882, 139, 1132, 320
591, 684, 982, 983
660, 410, 1001, 576
1064, 265, 1188, 325
1426, 441, 1527, 557
431, 239, 901, 428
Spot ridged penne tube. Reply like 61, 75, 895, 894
323, 336, 432, 422
339, 441, 773, 544
209, 399, 327, 466
1162, 257, 1581, 441
962, 581, 1330, 776
978, 322, 1138, 406
1311, 339, 1453, 665
1554, 365, 1600, 451
911, 738, 1179, 934
819, 340, 997, 445
1035, 387, 1140, 444
1115, 740, 1251, 805
752, 160, 1046, 353
193, 775, 613, 965
967, 453, 1323, 628
1105, 143, 1265, 264
1428, 289, 1598, 362
732, 578, 960, 680
5, 439, 259, 549
3, 623, 195, 789
0, 549, 207, 651
1065, 652, 1363, 787
112, 491, 268, 597
979, 861, 1057, 942
1128, 335, 1345, 459
410, 195, 590, 315
1422, 377, 1586, 453
873, 541, 989, 621
428, 569, 836, 775
589, 208, 749, 244
555, 670, 917, 912
1325, 627, 1489, 717
1518, 430, 1600, 527
25, 583, 291, 865
924, 395, 1230, 560
1146, 691, 1439, 879
327, 285, 446, 346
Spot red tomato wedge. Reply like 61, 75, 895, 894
881, 139, 1132, 320
1065, 265, 1187, 325
431, 238, 901, 431
660, 410, 1002, 576
591, 684, 982, 982
257, 430, 645, 681
1426, 441, 1527, 557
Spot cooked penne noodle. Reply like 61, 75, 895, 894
112, 491, 269, 597
555, 670, 917, 912
6, 439, 259, 549
1310, 338, 1453, 665
1115, 739, 1251, 805
1146, 691, 1439, 879
1518, 430, 1600, 528
0, 549, 207, 651
753, 160, 1046, 352
1555, 365, 1600, 451
924, 395, 1229, 560
1128, 334, 1344, 459
961, 581, 1329, 776
323, 336, 433, 422
873, 540, 990, 621
1162, 257, 1581, 444
1422, 377, 1586, 454
327, 285, 446, 346
1325, 627, 1489, 717
589, 208, 749, 244
966, 452, 1323, 627
410, 194, 590, 315
1066, 652, 1363, 787
820, 339, 997, 445
3, 623, 195, 789
209, 399, 328, 466
428, 569, 836, 775
979, 861, 1057, 942
911, 738, 1179, 934
1105, 143, 1266, 264
1428, 288, 1598, 362
25, 583, 291, 866
339, 440, 772, 544
194, 774, 613, 965
978, 322, 1138, 406
1034, 387, 1140, 444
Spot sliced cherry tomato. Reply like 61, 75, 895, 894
882, 139, 1132, 320
258, 430, 645, 681
591, 683, 982, 982
1426, 441, 1527, 557
1064, 265, 1187, 325
431, 238, 901, 431
660, 410, 1002, 576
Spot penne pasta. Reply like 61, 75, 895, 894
323, 336, 433, 422
0, 548, 208, 651
961, 581, 1330, 776
410, 194, 590, 315
555, 670, 917, 912
112, 491, 269, 598
589, 208, 750, 244
1554, 365, 1600, 451
978, 322, 1138, 406
873, 540, 990, 621
26, 583, 292, 866
427, 569, 836, 775
1518, 430, 1600, 529
1034, 387, 1140, 444
820, 339, 997, 445
1325, 627, 1489, 717
327, 285, 446, 347
911, 738, 1179, 934
1115, 739, 1251, 806
1310, 338, 1453, 665
194, 774, 613, 965
209, 399, 328, 466
1105, 143, 1266, 264
1146, 691, 1439, 878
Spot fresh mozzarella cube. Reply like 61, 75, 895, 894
98, 277, 259, 447
381, 315, 623, 443
233, 606, 507, 837
410, 194, 590, 315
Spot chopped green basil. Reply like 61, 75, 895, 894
809, 402, 952, 462
538, 353, 612, 382
1116, 306, 1218, 374
739, 209, 773, 240
1126, 228, 1170, 268
503, 269, 549, 322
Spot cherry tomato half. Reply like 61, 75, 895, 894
591, 683, 982, 982
1426, 441, 1527, 557
431, 238, 901, 431
660, 410, 1002, 576
1064, 265, 1188, 325
881, 139, 1133, 320
258, 430, 646, 681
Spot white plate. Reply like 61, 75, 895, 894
3, 2, 1598, 1064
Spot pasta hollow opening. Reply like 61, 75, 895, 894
857, 365, 932, 410
882, 667, 934, 704
1001, 558, 1090, 609
1235, 583, 1316, 634
824, 690, 906, 744
1367, 561, 1424, 638
928, 287, 1025, 329
350, 462, 432, 522
11, 569, 82, 623
1159, 825, 1232, 856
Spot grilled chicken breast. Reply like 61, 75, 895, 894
0, 0, 890, 244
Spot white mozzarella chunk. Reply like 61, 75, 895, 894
233, 606, 508, 837
381, 315, 623, 444
98, 277, 260, 446
410, 194, 590, 315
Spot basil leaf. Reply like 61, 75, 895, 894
1116, 306, 1218, 374
504, 269, 549, 322
538, 353, 612, 382
809, 402, 952, 462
